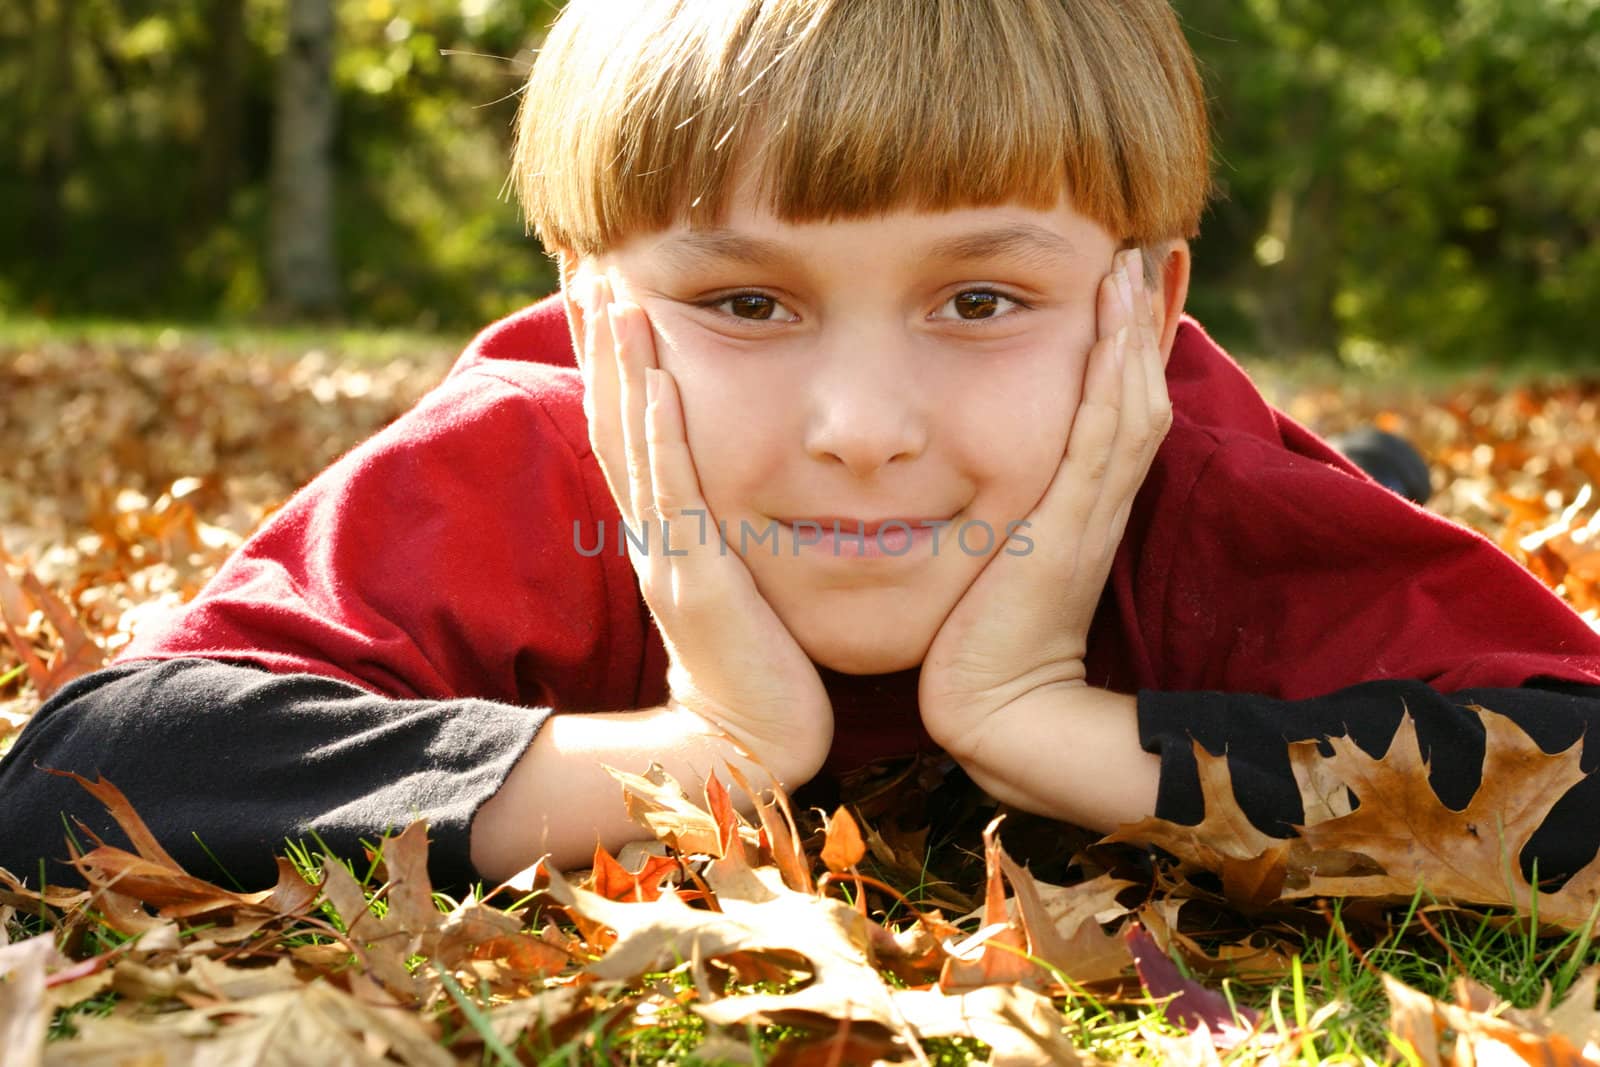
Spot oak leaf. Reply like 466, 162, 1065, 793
1285, 708, 1600, 928
1102, 741, 1292, 908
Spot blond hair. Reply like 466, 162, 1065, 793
512, 0, 1212, 258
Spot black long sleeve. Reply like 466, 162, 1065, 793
0, 658, 546, 892
11, 658, 1600, 895
1137, 679, 1600, 884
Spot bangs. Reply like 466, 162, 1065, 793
514, 0, 1211, 256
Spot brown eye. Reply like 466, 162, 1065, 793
937, 289, 1028, 324
728, 294, 777, 320
952, 292, 1001, 320
702, 292, 797, 322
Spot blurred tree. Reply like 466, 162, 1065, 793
269, 0, 338, 316
1174, 0, 1600, 368
0, 0, 1592, 369
0, 0, 556, 329
197, 0, 248, 230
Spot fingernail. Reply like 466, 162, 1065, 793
1116, 260, 1134, 311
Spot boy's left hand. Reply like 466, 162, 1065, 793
918, 248, 1172, 765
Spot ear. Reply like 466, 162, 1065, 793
1153, 240, 1192, 368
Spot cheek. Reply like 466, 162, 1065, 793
648, 324, 783, 512
959, 350, 1084, 506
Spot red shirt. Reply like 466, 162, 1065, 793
117, 296, 1600, 770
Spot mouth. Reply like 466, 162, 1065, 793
775, 515, 958, 537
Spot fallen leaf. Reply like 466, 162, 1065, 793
1289, 709, 1600, 928
1124, 924, 1261, 1045
0, 934, 62, 1067
820, 805, 866, 873
544, 864, 910, 1035
893, 984, 1085, 1065
587, 843, 679, 903
1103, 740, 1292, 909
46, 979, 454, 1066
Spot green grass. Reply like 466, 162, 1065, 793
12, 849, 1600, 1065
0, 312, 472, 366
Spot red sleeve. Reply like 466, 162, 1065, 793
1153, 428, 1600, 697
114, 363, 653, 714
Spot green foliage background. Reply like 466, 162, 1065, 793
1, 0, 1596, 366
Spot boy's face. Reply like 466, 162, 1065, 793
571, 178, 1137, 676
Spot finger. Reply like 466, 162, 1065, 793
609, 298, 657, 542
581, 275, 632, 522
643, 366, 728, 587
1117, 254, 1150, 449
1126, 254, 1173, 454
1135, 264, 1175, 432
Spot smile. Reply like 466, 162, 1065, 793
773, 515, 958, 560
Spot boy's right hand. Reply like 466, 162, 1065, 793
574, 271, 835, 788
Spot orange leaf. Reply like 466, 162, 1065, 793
819, 805, 865, 873
588, 845, 676, 903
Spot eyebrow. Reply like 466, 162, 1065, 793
654, 222, 1080, 273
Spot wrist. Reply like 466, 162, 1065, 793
922, 666, 1087, 762
934, 682, 1158, 833
663, 697, 832, 793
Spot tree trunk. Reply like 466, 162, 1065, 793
23, 0, 78, 262
268, 0, 338, 317
197, 0, 247, 228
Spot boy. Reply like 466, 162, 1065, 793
7, 0, 1600, 891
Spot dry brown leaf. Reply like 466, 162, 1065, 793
544, 864, 912, 1036
317, 851, 429, 1002
996, 850, 1133, 987
1382, 971, 1600, 1067
606, 762, 733, 857
892, 984, 1084, 1065
1103, 740, 1292, 909
0, 934, 62, 1067
44, 979, 454, 1066
1286, 709, 1600, 927
940, 817, 1037, 991
726, 762, 814, 894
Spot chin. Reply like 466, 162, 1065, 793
802, 632, 928, 676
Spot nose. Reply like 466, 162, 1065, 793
802, 331, 929, 479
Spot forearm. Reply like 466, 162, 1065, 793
950, 682, 1159, 833
0, 658, 541, 891
470, 703, 810, 881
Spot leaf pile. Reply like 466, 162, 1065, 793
0, 335, 454, 723
6, 337, 1600, 1061
9, 744, 1600, 1064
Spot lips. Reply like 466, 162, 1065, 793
777, 515, 954, 537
